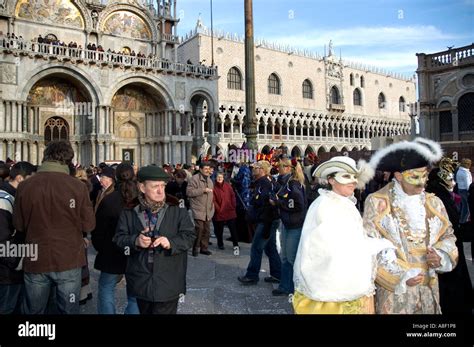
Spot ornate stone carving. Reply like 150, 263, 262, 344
0, 63, 17, 85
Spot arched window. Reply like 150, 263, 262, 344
353, 88, 362, 106
378, 92, 386, 109
302, 79, 313, 99
268, 73, 281, 95
458, 92, 474, 132
350, 73, 354, 86
330, 86, 340, 104
227, 67, 242, 90
44, 117, 69, 144
360, 76, 365, 88
399, 96, 406, 112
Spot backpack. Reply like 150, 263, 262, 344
0, 189, 14, 214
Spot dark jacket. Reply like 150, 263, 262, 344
13, 161, 95, 273
426, 171, 473, 314
0, 182, 24, 284
165, 181, 189, 209
91, 190, 131, 274
248, 175, 278, 225
113, 201, 195, 302
213, 181, 237, 221
275, 177, 306, 229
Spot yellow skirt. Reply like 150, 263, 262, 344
292, 291, 375, 314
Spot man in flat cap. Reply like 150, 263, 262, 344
114, 165, 195, 314
363, 138, 458, 314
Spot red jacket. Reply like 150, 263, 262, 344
213, 181, 237, 221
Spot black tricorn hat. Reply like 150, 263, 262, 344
369, 137, 443, 173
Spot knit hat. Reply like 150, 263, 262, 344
137, 166, 170, 183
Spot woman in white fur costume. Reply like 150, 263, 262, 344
292, 156, 394, 314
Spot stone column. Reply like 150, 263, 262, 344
22, 103, 28, 133
22, 141, 28, 161
5, 101, 11, 132
0, 142, 4, 161
0, 101, 4, 133
6, 141, 14, 159
452, 109, 459, 141
105, 142, 110, 161
35, 107, 40, 135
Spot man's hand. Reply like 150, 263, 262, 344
406, 274, 424, 286
204, 188, 213, 194
83, 238, 91, 248
153, 236, 171, 249
427, 247, 441, 268
135, 227, 152, 248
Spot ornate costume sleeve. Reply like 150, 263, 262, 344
363, 194, 406, 292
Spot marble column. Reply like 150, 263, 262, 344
0, 101, 4, 133
5, 101, 11, 132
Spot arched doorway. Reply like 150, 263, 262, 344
112, 84, 166, 165
27, 76, 91, 164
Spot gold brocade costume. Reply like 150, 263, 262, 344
292, 291, 375, 314
362, 182, 458, 314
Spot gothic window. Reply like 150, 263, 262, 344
378, 92, 386, 109
350, 73, 354, 86
360, 76, 365, 88
330, 86, 340, 104
302, 79, 313, 99
353, 88, 362, 106
439, 111, 453, 134
44, 117, 69, 144
268, 73, 281, 95
399, 96, 406, 112
227, 67, 242, 90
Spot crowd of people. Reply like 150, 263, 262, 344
0, 138, 473, 315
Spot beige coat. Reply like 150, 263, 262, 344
186, 173, 215, 221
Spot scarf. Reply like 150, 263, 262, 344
138, 194, 165, 214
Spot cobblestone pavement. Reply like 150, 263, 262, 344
80, 227, 474, 315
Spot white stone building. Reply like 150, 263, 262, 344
179, 20, 417, 158
417, 43, 474, 147
0, 0, 218, 166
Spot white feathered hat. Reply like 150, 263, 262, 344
313, 156, 374, 189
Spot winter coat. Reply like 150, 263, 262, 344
186, 173, 214, 221
13, 161, 95, 273
91, 190, 131, 274
213, 181, 237, 221
0, 182, 24, 284
165, 181, 189, 209
113, 201, 195, 302
275, 177, 307, 229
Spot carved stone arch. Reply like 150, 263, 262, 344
98, 3, 158, 41
108, 74, 174, 109
19, 64, 102, 104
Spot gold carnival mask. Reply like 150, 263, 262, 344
437, 157, 459, 191
401, 167, 428, 186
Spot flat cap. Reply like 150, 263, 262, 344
137, 165, 170, 182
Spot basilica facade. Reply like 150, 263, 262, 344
0, 0, 218, 166
179, 20, 417, 159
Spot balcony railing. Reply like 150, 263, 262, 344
426, 44, 474, 70
0, 36, 217, 78
161, 32, 179, 43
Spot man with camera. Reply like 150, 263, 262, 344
113, 166, 195, 314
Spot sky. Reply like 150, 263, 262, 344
174, 0, 474, 77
